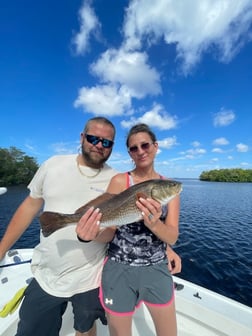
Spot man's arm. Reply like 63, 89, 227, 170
167, 245, 181, 274
0, 196, 43, 259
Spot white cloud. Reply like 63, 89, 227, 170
123, 0, 252, 74
236, 143, 249, 152
213, 108, 236, 127
72, 0, 101, 55
158, 136, 178, 149
121, 103, 178, 129
74, 47, 162, 115
189, 148, 206, 155
182, 148, 207, 159
74, 84, 132, 116
212, 137, 229, 145
73, 0, 251, 143
191, 141, 201, 147
50, 142, 79, 155
212, 147, 224, 153
184, 154, 195, 160
90, 49, 161, 98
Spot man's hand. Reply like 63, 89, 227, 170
167, 246, 181, 274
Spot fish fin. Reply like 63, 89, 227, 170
136, 192, 148, 201
74, 205, 90, 214
75, 192, 116, 213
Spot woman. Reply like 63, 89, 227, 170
98, 123, 179, 336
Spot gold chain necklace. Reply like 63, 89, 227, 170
76, 159, 101, 178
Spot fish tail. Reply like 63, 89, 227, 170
39, 211, 75, 237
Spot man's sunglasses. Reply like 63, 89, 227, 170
85, 134, 114, 148
128, 142, 154, 153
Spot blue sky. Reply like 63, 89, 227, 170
1, 0, 252, 178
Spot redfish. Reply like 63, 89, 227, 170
39, 179, 182, 237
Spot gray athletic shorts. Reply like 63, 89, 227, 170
99, 258, 174, 315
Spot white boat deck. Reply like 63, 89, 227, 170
1, 249, 252, 336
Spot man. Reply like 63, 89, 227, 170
0, 117, 181, 336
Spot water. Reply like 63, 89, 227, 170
0, 186, 40, 249
0, 181, 252, 307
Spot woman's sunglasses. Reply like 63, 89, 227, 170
85, 134, 114, 148
128, 142, 154, 153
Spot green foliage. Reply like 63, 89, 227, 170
0, 147, 39, 186
199, 168, 252, 182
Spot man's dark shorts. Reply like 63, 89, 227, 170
16, 278, 107, 336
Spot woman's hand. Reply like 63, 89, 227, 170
136, 197, 162, 230
76, 207, 101, 241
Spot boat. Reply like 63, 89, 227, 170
0, 248, 251, 336
0, 187, 7, 195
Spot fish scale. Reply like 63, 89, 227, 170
39, 179, 182, 237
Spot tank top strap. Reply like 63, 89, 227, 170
126, 172, 134, 188
127, 172, 164, 187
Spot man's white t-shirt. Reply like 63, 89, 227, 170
28, 154, 117, 297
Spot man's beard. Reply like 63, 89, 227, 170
81, 145, 108, 168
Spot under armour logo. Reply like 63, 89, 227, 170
105, 298, 113, 305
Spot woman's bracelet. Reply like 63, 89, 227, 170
77, 235, 92, 243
